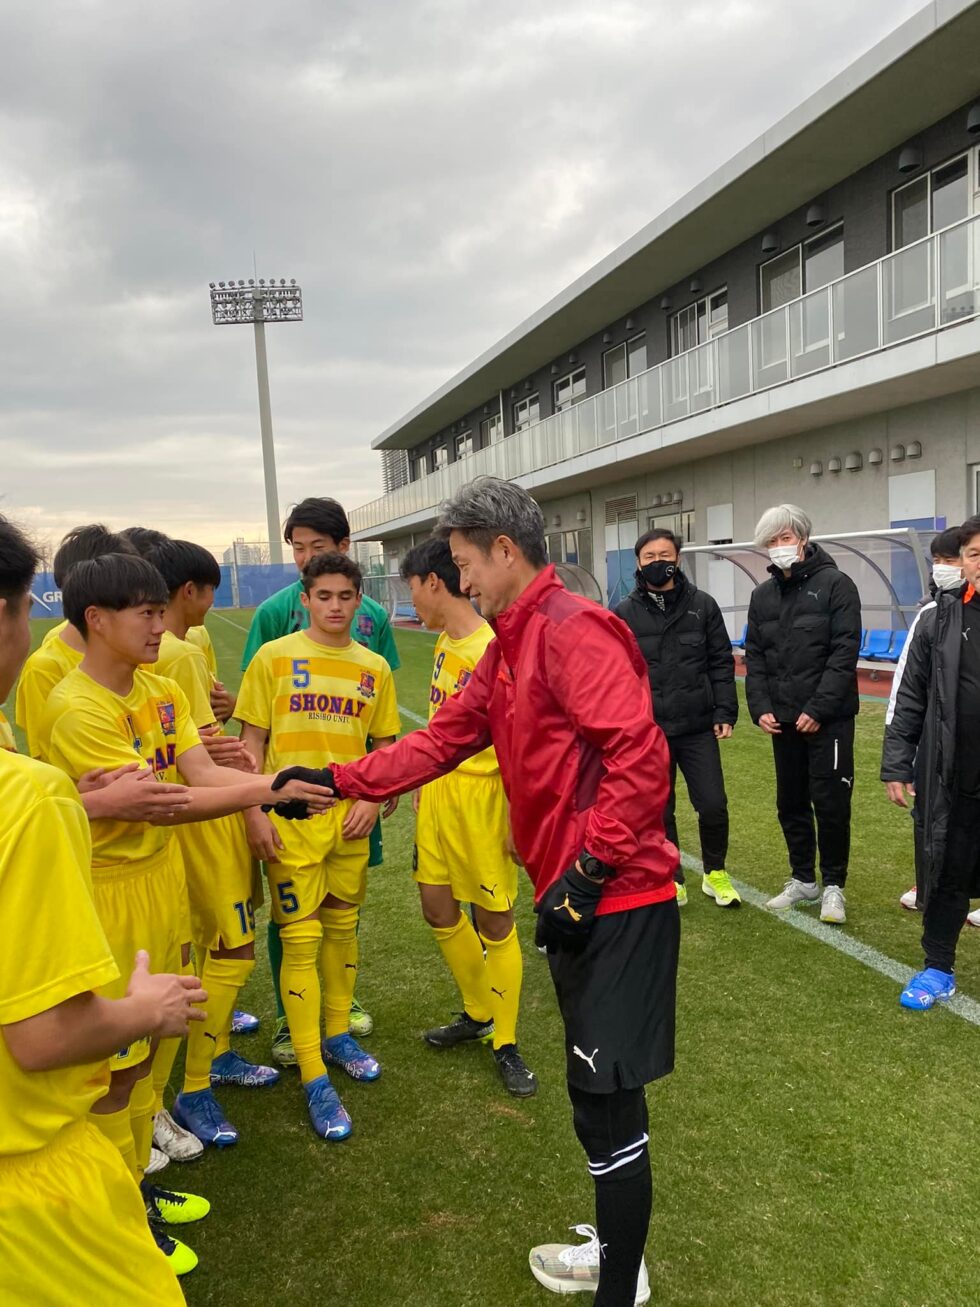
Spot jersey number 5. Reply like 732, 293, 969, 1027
291, 658, 311, 689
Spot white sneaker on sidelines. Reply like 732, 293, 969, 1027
766, 878, 820, 910
900, 887, 920, 912
145, 1146, 170, 1176
820, 885, 847, 924
528, 1224, 650, 1303
153, 1108, 204, 1162
967, 908, 980, 929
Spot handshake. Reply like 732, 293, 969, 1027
265, 766, 338, 820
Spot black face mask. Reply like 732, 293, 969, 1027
639, 560, 677, 588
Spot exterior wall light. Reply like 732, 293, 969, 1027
672, 490, 683, 504
576, 509, 587, 523
868, 448, 883, 465
567, 353, 577, 365
898, 146, 922, 173
659, 296, 672, 311
845, 452, 863, 472
890, 444, 906, 462
967, 104, 980, 135
624, 317, 635, 331
805, 204, 826, 228
689, 277, 702, 294
651, 494, 662, 507
602, 331, 613, 344
810, 461, 823, 476
761, 231, 779, 254
551, 363, 560, 375
907, 440, 922, 459
827, 457, 842, 473
525, 379, 533, 391
552, 515, 561, 528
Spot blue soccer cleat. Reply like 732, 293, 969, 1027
304, 1074, 353, 1141
172, 1088, 239, 1148
209, 1049, 280, 1088
231, 1009, 260, 1035
899, 967, 956, 1010
322, 1032, 382, 1082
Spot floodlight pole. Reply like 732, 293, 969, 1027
208, 277, 304, 566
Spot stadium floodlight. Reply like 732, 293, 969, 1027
208, 278, 304, 564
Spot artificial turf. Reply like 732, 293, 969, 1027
7, 611, 980, 1306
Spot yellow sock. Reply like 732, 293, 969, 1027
483, 924, 523, 1049
152, 954, 195, 1112
183, 954, 254, 1093
130, 1068, 156, 1181
320, 905, 360, 1039
91, 1104, 138, 1180
280, 918, 326, 1083
432, 913, 492, 1025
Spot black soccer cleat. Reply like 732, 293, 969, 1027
422, 1011, 494, 1049
493, 1044, 539, 1098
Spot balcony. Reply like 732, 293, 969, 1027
351, 213, 980, 536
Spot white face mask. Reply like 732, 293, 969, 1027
932, 563, 964, 592
769, 545, 800, 571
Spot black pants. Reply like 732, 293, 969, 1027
921, 796, 980, 973
771, 718, 854, 887
663, 729, 729, 880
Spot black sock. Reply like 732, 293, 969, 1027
593, 1160, 652, 1306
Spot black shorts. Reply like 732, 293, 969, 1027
547, 898, 680, 1093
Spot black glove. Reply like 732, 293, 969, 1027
534, 865, 603, 952
263, 765, 337, 821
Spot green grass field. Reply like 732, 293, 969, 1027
8, 612, 980, 1306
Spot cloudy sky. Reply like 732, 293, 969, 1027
0, 0, 925, 559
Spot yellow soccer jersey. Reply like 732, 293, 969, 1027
186, 623, 218, 678
236, 630, 401, 772
41, 619, 69, 646
15, 634, 83, 758
429, 624, 499, 776
0, 709, 14, 752
154, 630, 216, 730
0, 751, 118, 1155
42, 668, 199, 867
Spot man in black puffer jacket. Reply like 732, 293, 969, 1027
744, 505, 860, 925
616, 528, 740, 909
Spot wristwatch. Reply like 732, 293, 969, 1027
577, 850, 616, 883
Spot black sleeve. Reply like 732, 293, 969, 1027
881, 606, 934, 782
704, 595, 738, 726
803, 573, 861, 723
743, 588, 772, 724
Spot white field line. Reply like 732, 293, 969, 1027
208, 610, 251, 632
681, 853, 980, 1028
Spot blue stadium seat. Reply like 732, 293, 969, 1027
861, 629, 892, 660
731, 624, 748, 650
883, 630, 908, 663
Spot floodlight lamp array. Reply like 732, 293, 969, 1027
208, 279, 303, 325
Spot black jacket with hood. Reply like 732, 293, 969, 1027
881, 584, 973, 901
744, 542, 861, 724
615, 569, 738, 738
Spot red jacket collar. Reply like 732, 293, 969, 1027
490, 565, 562, 667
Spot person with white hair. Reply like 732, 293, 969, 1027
744, 505, 861, 923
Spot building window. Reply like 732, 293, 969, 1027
972, 463, 980, 514
431, 444, 448, 471
513, 394, 539, 432
546, 528, 593, 576
409, 453, 427, 482
646, 509, 696, 544
480, 413, 502, 446
602, 333, 647, 387
553, 367, 587, 412
760, 249, 802, 314
454, 430, 473, 460
803, 225, 844, 291
892, 152, 972, 250
759, 227, 844, 317
669, 291, 727, 356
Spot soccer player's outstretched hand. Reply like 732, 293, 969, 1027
127, 950, 208, 1038
82, 766, 192, 824
534, 865, 603, 952
265, 766, 337, 819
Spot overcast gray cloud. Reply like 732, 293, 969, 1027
0, 0, 926, 558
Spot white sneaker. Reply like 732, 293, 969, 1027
528, 1223, 650, 1303
967, 908, 980, 929
145, 1146, 170, 1176
820, 886, 846, 924
153, 1108, 205, 1162
899, 887, 920, 912
766, 878, 820, 910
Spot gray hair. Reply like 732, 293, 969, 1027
753, 503, 812, 549
435, 476, 548, 566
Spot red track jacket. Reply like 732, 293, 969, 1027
333, 566, 678, 913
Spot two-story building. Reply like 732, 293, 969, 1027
352, 0, 980, 607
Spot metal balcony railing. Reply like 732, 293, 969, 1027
351, 212, 980, 534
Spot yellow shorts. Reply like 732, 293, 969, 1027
93, 848, 184, 1069
165, 836, 192, 945
0, 1121, 184, 1306
414, 770, 518, 913
268, 802, 369, 921
177, 815, 264, 951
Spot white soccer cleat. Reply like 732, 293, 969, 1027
899, 887, 920, 912
766, 878, 820, 910
153, 1108, 205, 1162
145, 1146, 170, 1176
528, 1223, 650, 1302
820, 885, 846, 925
967, 908, 980, 929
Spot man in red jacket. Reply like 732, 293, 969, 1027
272, 477, 678, 1307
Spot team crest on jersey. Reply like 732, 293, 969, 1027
455, 668, 472, 693
157, 701, 176, 737
358, 672, 376, 699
